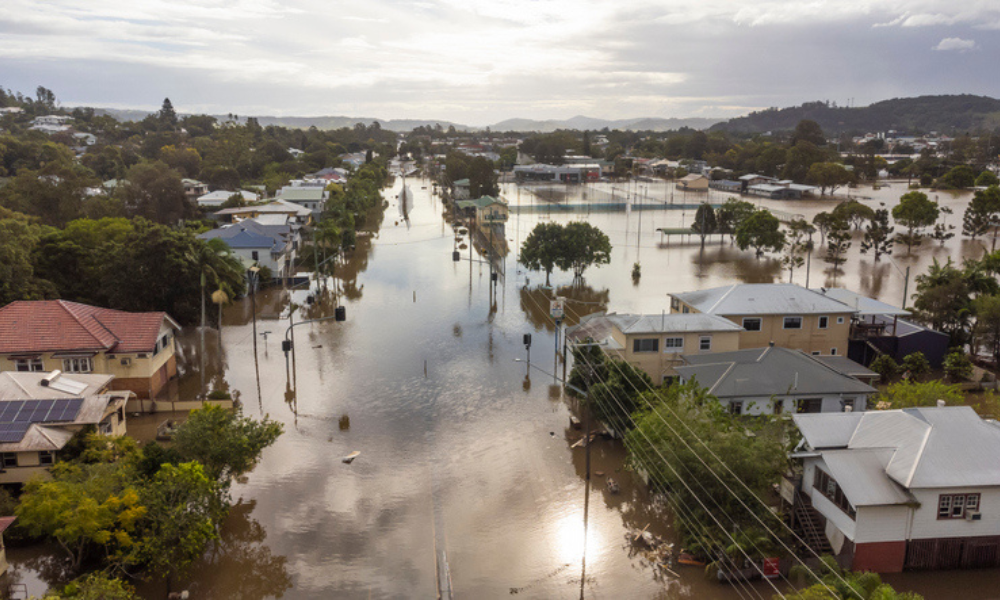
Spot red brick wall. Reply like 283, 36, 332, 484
110, 377, 152, 399
854, 541, 907, 573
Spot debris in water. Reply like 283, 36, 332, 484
606, 477, 620, 494
549, 431, 555, 436
339, 415, 350, 430
312, 344, 323, 349
342, 451, 361, 464
595, 471, 605, 477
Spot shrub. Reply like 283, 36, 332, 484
902, 351, 930, 377
869, 354, 899, 382
943, 349, 973, 382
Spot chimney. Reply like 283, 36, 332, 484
936, 399, 946, 407
844, 404, 854, 413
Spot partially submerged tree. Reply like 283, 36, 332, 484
736, 210, 786, 258
860, 205, 894, 262
892, 191, 939, 252
691, 202, 718, 247
558, 221, 612, 280
520, 221, 566, 286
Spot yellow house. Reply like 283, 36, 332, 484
567, 312, 743, 383
670, 284, 855, 357
0, 371, 129, 484
0, 516, 14, 578
0, 300, 180, 399
455, 196, 509, 225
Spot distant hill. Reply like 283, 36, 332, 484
92, 108, 468, 132
91, 108, 720, 133
711, 95, 1000, 135
490, 115, 723, 132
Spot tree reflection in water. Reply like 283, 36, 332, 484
140, 499, 292, 600
519, 283, 610, 332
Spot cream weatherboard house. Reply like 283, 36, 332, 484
566, 312, 743, 383
0, 300, 180, 399
670, 284, 856, 356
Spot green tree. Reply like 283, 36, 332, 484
892, 191, 939, 252
791, 119, 826, 146
158, 98, 178, 131
782, 556, 923, 599
691, 202, 718, 247
51, 572, 139, 600
15, 461, 146, 571
520, 222, 565, 286
973, 294, 1000, 364
812, 211, 835, 246
901, 351, 931, 378
782, 219, 814, 283
869, 354, 899, 382
832, 200, 874, 230
125, 462, 223, 583
736, 210, 786, 258
806, 162, 853, 196
557, 221, 612, 280
625, 382, 786, 550
716, 198, 756, 245
0, 215, 55, 305
912, 258, 972, 341
943, 349, 973, 382
119, 161, 193, 225
962, 186, 1000, 249
860, 206, 894, 262
584, 358, 654, 434
937, 164, 976, 189
975, 170, 1000, 187
172, 404, 283, 490
824, 217, 851, 271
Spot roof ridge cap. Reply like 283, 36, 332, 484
59, 301, 115, 349
706, 284, 738, 314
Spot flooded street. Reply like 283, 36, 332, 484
8, 177, 1000, 599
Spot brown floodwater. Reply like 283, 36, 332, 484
7, 177, 1000, 599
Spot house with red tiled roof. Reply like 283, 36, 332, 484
0, 301, 180, 399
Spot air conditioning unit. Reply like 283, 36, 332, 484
966, 510, 982, 521
120, 358, 132, 366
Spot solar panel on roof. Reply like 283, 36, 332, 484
0, 398, 86, 443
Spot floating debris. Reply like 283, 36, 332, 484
339, 415, 350, 430
606, 478, 620, 494
342, 451, 361, 464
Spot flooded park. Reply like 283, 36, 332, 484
8, 176, 1000, 599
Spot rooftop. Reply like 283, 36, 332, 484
671, 283, 856, 316
676, 346, 875, 398
795, 406, 1000, 489
0, 301, 178, 355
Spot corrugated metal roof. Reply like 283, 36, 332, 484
676, 347, 875, 398
814, 288, 911, 317
814, 356, 878, 379
607, 313, 742, 334
671, 284, 856, 315
820, 449, 915, 506
794, 412, 865, 448
0, 372, 113, 401
278, 186, 326, 201
796, 406, 1000, 490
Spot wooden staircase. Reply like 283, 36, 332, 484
793, 492, 833, 556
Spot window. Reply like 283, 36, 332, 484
938, 493, 981, 519
830, 348, 838, 356
1, 453, 17, 468
633, 338, 659, 353
38, 451, 54, 466
682, 306, 690, 314
251, 251, 259, 261
670, 298, 680, 312
797, 398, 823, 413
818, 316, 829, 329
663, 337, 684, 352
699, 336, 712, 351
62, 357, 92, 373
14, 358, 44, 372
813, 468, 856, 519
837, 317, 845, 325
773, 400, 784, 415
743, 318, 762, 332
811, 351, 821, 356
156, 333, 171, 354
729, 401, 743, 415
783, 316, 803, 329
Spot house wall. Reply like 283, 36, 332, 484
855, 505, 913, 543
718, 394, 865, 415
803, 458, 857, 541
616, 330, 740, 383
908, 488, 1000, 540
671, 302, 851, 355
854, 541, 907, 572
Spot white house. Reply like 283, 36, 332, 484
790, 406, 1000, 572
277, 186, 327, 213
197, 219, 296, 277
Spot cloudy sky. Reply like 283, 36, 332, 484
1, 0, 999, 125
